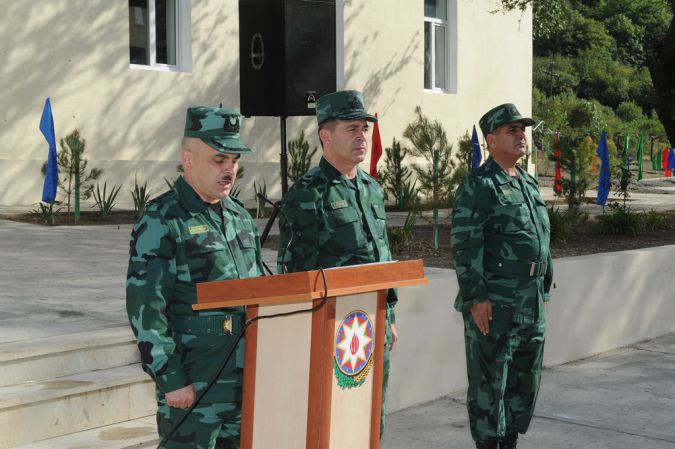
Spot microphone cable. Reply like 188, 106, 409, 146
156, 268, 329, 449
256, 192, 295, 275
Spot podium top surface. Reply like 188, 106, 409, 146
194, 259, 428, 310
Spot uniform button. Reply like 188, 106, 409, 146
498, 262, 502, 267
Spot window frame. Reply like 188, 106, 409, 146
129, 0, 192, 73
423, 0, 456, 94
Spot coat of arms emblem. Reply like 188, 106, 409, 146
334, 310, 374, 389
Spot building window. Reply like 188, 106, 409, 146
424, 0, 448, 91
129, 0, 192, 71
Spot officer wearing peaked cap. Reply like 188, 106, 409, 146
277, 90, 397, 438
451, 103, 552, 449
126, 107, 263, 448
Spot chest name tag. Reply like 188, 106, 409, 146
501, 189, 515, 196
188, 225, 209, 235
330, 200, 348, 210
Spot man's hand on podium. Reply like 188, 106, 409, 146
389, 323, 399, 351
165, 384, 196, 409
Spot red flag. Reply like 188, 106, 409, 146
369, 113, 382, 179
663, 148, 670, 176
554, 129, 563, 194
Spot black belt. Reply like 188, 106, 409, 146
484, 259, 548, 277
171, 313, 244, 335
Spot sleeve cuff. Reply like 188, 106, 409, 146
154, 367, 189, 394
386, 302, 396, 324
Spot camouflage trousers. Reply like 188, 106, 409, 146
380, 307, 394, 438
157, 327, 245, 449
462, 307, 545, 443
380, 321, 391, 438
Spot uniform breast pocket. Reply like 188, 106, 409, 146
185, 232, 229, 283
533, 197, 550, 231
492, 197, 530, 234
237, 231, 260, 276
371, 203, 387, 239
327, 207, 366, 250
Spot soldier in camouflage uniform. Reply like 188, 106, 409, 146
451, 103, 553, 449
277, 90, 397, 437
126, 107, 263, 449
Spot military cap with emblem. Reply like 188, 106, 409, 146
479, 103, 536, 137
315, 90, 378, 125
184, 106, 252, 154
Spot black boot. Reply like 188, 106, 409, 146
475, 438, 498, 449
499, 432, 518, 449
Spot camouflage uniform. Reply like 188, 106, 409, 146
451, 154, 552, 445
126, 107, 261, 449
278, 157, 397, 435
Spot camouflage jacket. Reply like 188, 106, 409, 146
277, 157, 397, 322
126, 176, 263, 393
451, 157, 553, 324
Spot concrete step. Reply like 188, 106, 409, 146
0, 326, 139, 387
10, 416, 159, 449
0, 364, 154, 449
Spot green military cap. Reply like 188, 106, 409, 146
479, 103, 536, 137
315, 90, 378, 125
184, 107, 252, 154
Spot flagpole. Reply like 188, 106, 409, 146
433, 149, 439, 251
74, 134, 81, 221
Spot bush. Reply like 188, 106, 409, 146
91, 181, 121, 217
547, 206, 573, 243
595, 204, 642, 236
388, 211, 416, 253
31, 202, 62, 226
131, 175, 151, 218
378, 138, 416, 210
287, 130, 318, 182
640, 209, 673, 231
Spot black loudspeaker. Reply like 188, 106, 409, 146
239, 0, 337, 117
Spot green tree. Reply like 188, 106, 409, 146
403, 106, 464, 206
456, 131, 474, 171
377, 138, 417, 210
501, 0, 674, 146
41, 129, 102, 214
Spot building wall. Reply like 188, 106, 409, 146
0, 0, 532, 207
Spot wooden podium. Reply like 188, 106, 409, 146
194, 259, 428, 449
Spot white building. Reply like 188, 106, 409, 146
0, 0, 532, 207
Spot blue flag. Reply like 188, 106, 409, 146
669, 148, 675, 171
40, 98, 58, 203
471, 125, 482, 173
596, 130, 611, 206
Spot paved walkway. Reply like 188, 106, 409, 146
1, 217, 674, 448
2, 183, 675, 447
382, 333, 675, 448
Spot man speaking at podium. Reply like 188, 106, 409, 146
277, 90, 397, 436
126, 107, 263, 449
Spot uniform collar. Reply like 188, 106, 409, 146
175, 176, 240, 216
485, 156, 526, 186
319, 157, 370, 186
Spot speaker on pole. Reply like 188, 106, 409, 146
239, 0, 337, 117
